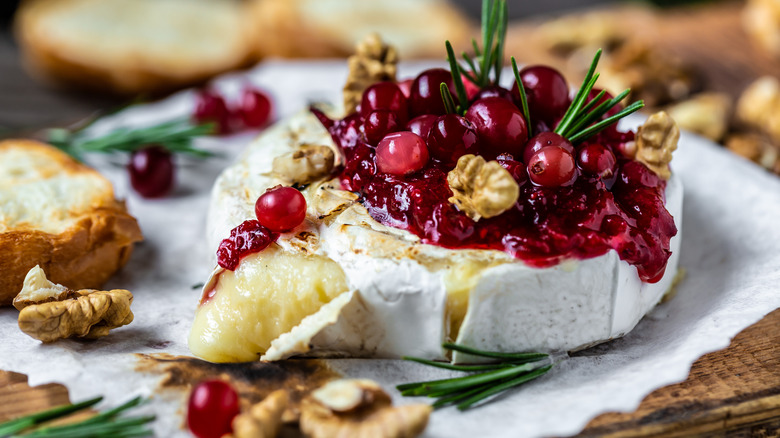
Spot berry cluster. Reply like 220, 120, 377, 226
193, 85, 273, 135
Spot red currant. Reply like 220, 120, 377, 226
360, 82, 408, 124
364, 109, 400, 145
426, 114, 478, 167
465, 97, 528, 159
239, 87, 273, 128
512, 65, 570, 124
128, 146, 174, 198
187, 380, 241, 438
578, 143, 617, 178
193, 90, 231, 135
527, 146, 577, 187
522, 132, 574, 164
406, 114, 438, 138
376, 131, 429, 175
255, 186, 307, 232
409, 68, 456, 117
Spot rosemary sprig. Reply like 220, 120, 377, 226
398, 343, 552, 410
510, 57, 532, 135
48, 118, 214, 162
554, 50, 645, 143
0, 396, 154, 438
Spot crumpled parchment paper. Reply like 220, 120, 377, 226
1, 61, 778, 438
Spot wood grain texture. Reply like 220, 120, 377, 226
0, 370, 71, 422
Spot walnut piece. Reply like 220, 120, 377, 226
343, 33, 398, 115
300, 379, 431, 438
272, 145, 336, 185
229, 390, 288, 438
666, 93, 732, 142
736, 76, 780, 144
743, 0, 780, 57
447, 154, 519, 221
635, 111, 680, 180
14, 266, 133, 343
307, 180, 359, 220
726, 133, 779, 172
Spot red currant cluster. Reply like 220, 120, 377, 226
361, 65, 621, 188
216, 186, 307, 270
193, 85, 274, 135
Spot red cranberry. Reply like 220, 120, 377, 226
512, 65, 570, 124
406, 114, 438, 138
472, 85, 513, 103
527, 146, 577, 187
364, 109, 400, 145
465, 97, 528, 159
217, 220, 277, 271
255, 186, 307, 232
461, 74, 481, 100
426, 114, 479, 166
128, 146, 174, 198
239, 87, 272, 128
523, 132, 574, 164
187, 380, 241, 438
578, 143, 617, 178
193, 90, 231, 134
376, 132, 429, 175
409, 68, 456, 117
398, 78, 414, 98
360, 82, 408, 124
497, 154, 528, 185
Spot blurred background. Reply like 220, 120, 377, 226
0, 0, 779, 174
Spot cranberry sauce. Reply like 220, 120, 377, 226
217, 220, 278, 271
314, 107, 677, 283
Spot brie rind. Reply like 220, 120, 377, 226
194, 110, 683, 363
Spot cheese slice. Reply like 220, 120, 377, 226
191, 110, 683, 363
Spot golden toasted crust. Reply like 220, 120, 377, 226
0, 140, 143, 305
14, 0, 257, 96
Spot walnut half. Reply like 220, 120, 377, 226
272, 145, 336, 186
228, 390, 289, 438
300, 379, 431, 438
448, 154, 519, 221
343, 33, 398, 115
13, 266, 134, 343
635, 111, 680, 180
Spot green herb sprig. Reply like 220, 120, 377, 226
554, 50, 645, 143
440, 0, 508, 115
0, 396, 154, 438
398, 343, 552, 411
48, 119, 214, 162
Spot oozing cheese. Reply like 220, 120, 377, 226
191, 110, 683, 363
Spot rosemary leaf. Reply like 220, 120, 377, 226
446, 41, 469, 112
563, 89, 630, 139
442, 343, 549, 361
511, 57, 532, 137
399, 362, 537, 396
457, 365, 553, 410
568, 100, 645, 143
402, 356, 513, 372
440, 83, 458, 115
0, 397, 103, 436
555, 49, 602, 135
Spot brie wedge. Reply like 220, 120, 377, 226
189, 110, 683, 363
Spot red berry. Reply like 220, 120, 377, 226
364, 109, 400, 145
465, 97, 528, 159
187, 380, 241, 438
406, 114, 438, 138
578, 143, 617, 178
426, 114, 478, 166
128, 146, 174, 198
255, 186, 307, 232
193, 90, 231, 134
472, 85, 513, 103
398, 78, 414, 98
461, 73, 481, 100
376, 131, 429, 175
239, 87, 272, 128
360, 82, 408, 124
522, 132, 574, 164
527, 146, 577, 187
409, 68, 456, 117
512, 65, 570, 124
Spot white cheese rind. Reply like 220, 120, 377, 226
200, 110, 683, 362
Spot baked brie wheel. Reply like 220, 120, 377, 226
189, 109, 683, 364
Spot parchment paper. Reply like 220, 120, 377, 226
2, 61, 779, 437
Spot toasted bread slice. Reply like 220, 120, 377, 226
0, 140, 143, 306
249, 0, 474, 59
15, 0, 256, 95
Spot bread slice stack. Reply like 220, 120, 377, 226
0, 140, 143, 306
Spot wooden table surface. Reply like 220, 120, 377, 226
0, 1, 777, 436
